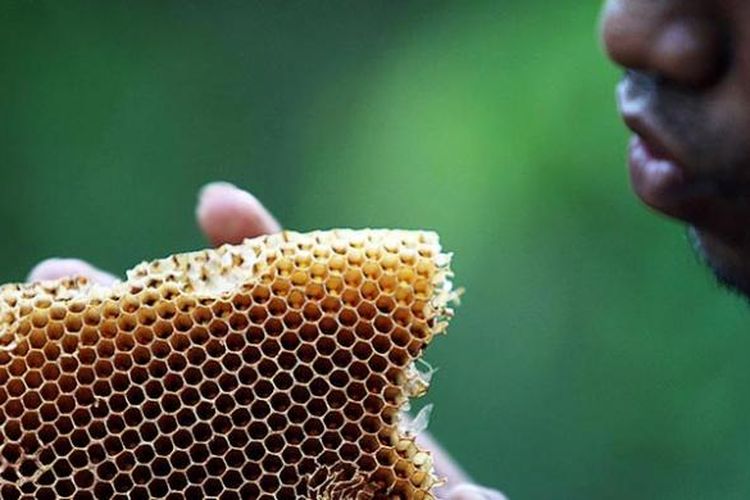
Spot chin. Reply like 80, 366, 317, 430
689, 227, 750, 300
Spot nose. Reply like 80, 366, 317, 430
601, 0, 728, 87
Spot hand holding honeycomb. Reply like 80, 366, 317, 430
16, 183, 507, 500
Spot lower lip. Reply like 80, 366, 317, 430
627, 135, 689, 213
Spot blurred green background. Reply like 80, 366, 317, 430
2, 1, 750, 499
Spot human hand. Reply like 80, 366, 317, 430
27, 181, 507, 500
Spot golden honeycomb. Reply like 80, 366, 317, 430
0, 229, 456, 499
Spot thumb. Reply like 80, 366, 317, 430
196, 182, 281, 247
27, 258, 119, 286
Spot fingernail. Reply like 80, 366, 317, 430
198, 181, 239, 200
196, 181, 281, 246
448, 485, 508, 500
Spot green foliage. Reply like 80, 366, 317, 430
2, 1, 749, 498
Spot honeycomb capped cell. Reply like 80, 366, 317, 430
0, 229, 456, 499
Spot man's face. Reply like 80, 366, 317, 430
601, 0, 750, 297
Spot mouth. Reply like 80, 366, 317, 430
616, 75, 695, 215
625, 123, 690, 217
620, 99, 716, 226
616, 75, 750, 243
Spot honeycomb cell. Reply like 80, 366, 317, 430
0, 229, 455, 498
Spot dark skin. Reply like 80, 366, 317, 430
601, 0, 750, 298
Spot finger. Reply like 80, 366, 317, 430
447, 484, 509, 500
415, 431, 472, 485
413, 429, 507, 499
196, 182, 281, 247
27, 258, 119, 286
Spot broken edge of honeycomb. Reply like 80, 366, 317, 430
0, 229, 457, 499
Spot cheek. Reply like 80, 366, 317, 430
725, 0, 750, 87
714, 9, 750, 169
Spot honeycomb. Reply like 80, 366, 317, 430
0, 229, 457, 499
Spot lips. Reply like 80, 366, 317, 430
620, 104, 710, 224
626, 128, 688, 213
616, 75, 693, 215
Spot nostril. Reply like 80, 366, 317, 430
652, 18, 729, 88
